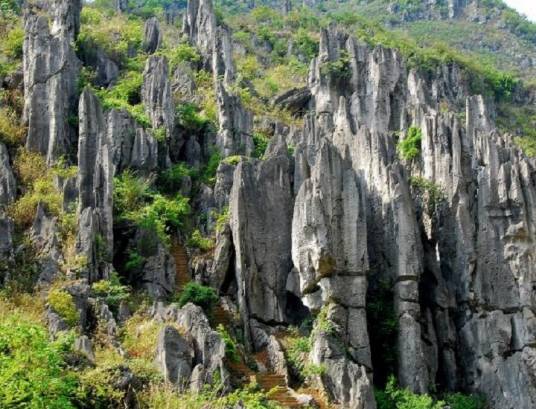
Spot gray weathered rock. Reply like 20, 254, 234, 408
0, 143, 16, 205
75, 335, 96, 363
155, 326, 194, 386
76, 89, 113, 283
230, 137, 293, 343
143, 17, 162, 54
182, 0, 216, 67
23, 0, 81, 164
31, 203, 63, 283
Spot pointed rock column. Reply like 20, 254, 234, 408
142, 55, 174, 167
23, 0, 81, 164
229, 136, 293, 344
76, 89, 113, 282
292, 140, 375, 409
0, 143, 15, 267
143, 17, 162, 54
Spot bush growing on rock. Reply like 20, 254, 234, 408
397, 126, 422, 161
47, 288, 79, 326
176, 282, 218, 315
0, 311, 79, 408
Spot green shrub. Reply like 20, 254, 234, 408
47, 289, 79, 327
114, 171, 191, 245
8, 150, 63, 227
397, 127, 422, 161
222, 155, 242, 166
293, 28, 319, 61
0, 313, 78, 408
320, 50, 351, 80
217, 324, 240, 363
160, 43, 201, 71
95, 71, 150, 127
0, 107, 25, 146
113, 171, 153, 217
2, 25, 23, 59
187, 229, 215, 252
200, 151, 222, 186
133, 194, 191, 246
91, 272, 130, 308
176, 282, 219, 315
286, 335, 311, 377
176, 103, 210, 131
252, 132, 269, 159
214, 207, 230, 233
375, 376, 444, 409
125, 250, 145, 273
78, 8, 143, 64
409, 176, 445, 211
444, 393, 487, 409
156, 163, 195, 194
515, 136, 536, 157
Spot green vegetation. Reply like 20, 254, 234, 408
397, 127, 422, 161
188, 229, 215, 251
252, 131, 269, 159
47, 288, 79, 327
376, 376, 445, 409
222, 155, 242, 166
8, 150, 63, 227
140, 381, 282, 409
375, 376, 486, 409
156, 162, 195, 194
320, 50, 352, 80
216, 324, 240, 363
176, 282, 219, 315
78, 7, 144, 65
497, 104, 536, 157
410, 176, 445, 212
91, 272, 130, 309
214, 207, 230, 233
200, 151, 222, 186
114, 171, 191, 245
0, 107, 25, 146
95, 71, 151, 127
176, 102, 213, 130
0, 309, 79, 408
158, 42, 201, 71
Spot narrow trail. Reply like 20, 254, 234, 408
170, 241, 189, 292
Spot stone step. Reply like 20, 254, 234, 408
170, 241, 189, 291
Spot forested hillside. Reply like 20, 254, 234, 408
0, 0, 535, 408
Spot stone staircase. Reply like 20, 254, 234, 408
227, 350, 303, 408
170, 241, 189, 292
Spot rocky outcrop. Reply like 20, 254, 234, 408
0, 144, 14, 266
76, 89, 113, 283
230, 137, 293, 342
23, 0, 81, 164
142, 56, 174, 167
292, 140, 374, 408
213, 27, 253, 157
155, 326, 194, 386
154, 303, 230, 391
0, 143, 16, 205
31, 204, 63, 283
182, 0, 216, 67
143, 17, 162, 54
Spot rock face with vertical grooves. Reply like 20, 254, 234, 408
76, 89, 113, 283
142, 55, 174, 166
182, 0, 216, 67
23, 0, 81, 164
155, 326, 194, 386
229, 137, 293, 343
143, 17, 162, 54
182, 0, 253, 157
